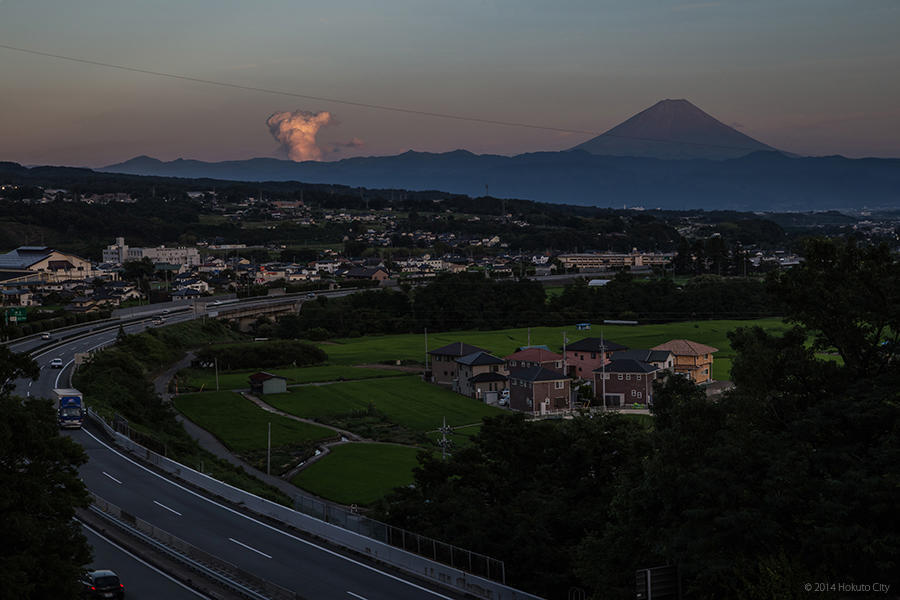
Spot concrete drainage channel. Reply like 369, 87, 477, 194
83, 493, 300, 600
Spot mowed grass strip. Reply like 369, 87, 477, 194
179, 365, 407, 391
265, 375, 504, 432
174, 391, 336, 453
291, 443, 421, 505
317, 318, 789, 379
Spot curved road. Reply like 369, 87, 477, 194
10, 299, 461, 600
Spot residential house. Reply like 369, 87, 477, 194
593, 359, 659, 408
651, 339, 718, 384
342, 266, 389, 282
428, 342, 491, 385
508, 366, 571, 414
0, 246, 100, 284
563, 337, 628, 380
455, 350, 507, 401
249, 372, 288, 395
1, 288, 34, 306
610, 349, 674, 372
504, 347, 563, 371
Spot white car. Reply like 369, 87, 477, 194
41, 332, 52, 340
50, 358, 64, 369
499, 389, 510, 406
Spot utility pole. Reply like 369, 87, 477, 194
438, 417, 453, 460
214, 357, 219, 391
600, 331, 607, 410
267, 421, 271, 475
424, 328, 429, 375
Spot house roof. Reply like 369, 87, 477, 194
343, 266, 388, 278
505, 347, 562, 363
249, 372, 287, 383
612, 349, 672, 363
652, 339, 719, 356
456, 350, 505, 366
429, 342, 490, 357
0, 247, 52, 269
509, 365, 568, 382
596, 359, 658, 374
470, 372, 508, 383
566, 337, 628, 353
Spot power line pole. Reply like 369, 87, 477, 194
267, 421, 272, 475
600, 330, 607, 410
438, 417, 453, 460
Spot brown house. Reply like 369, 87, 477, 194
343, 266, 389, 281
651, 339, 718, 384
428, 342, 491, 385
504, 347, 564, 371
563, 337, 628, 380
593, 359, 659, 408
508, 366, 571, 414
455, 350, 507, 401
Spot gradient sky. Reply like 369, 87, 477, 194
1, 0, 899, 166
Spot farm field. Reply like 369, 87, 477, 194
316, 317, 789, 379
265, 375, 503, 432
173, 391, 337, 474
178, 365, 407, 392
291, 443, 421, 505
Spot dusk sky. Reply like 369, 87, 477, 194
1, 0, 899, 166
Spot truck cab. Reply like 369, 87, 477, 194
53, 388, 85, 429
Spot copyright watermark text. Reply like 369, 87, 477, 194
804, 582, 891, 594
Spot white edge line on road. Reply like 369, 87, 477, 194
80, 521, 212, 600
154, 500, 183, 516
347, 591, 370, 600
102, 471, 123, 485
82, 429, 455, 600
228, 537, 273, 559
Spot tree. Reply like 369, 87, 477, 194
0, 346, 91, 598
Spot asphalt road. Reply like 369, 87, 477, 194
83, 524, 209, 600
72, 427, 454, 600
12, 294, 460, 600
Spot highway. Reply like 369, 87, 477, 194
11, 296, 463, 599
82, 524, 209, 600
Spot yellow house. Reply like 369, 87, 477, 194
651, 339, 718, 384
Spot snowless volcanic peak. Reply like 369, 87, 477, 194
571, 99, 779, 160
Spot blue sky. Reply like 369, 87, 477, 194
1, 0, 898, 165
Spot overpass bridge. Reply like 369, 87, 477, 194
202, 297, 303, 331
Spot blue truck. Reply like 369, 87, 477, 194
53, 388, 85, 429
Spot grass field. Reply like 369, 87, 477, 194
178, 365, 408, 392
173, 391, 336, 475
265, 375, 504, 432
316, 318, 789, 380
291, 443, 421, 505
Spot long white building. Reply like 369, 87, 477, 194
103, 237, 200, 267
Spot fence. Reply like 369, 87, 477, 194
89, 408, 543, 600
91, 493, 297, 600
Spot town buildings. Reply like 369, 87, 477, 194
103, 237, 201, 267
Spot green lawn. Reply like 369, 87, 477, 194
178, 365, 408, 392
174, 391, 336, 453
316, 318, 789, 380
265, 375, 504, 432
291, 443, 421, 505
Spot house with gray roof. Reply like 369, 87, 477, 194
455, 350, 507, 400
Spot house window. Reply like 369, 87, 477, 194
636, 374, 641, 381
590, 352, 596, 359
492, 365, 498, 372
637, 391, 642, 398
631, 390, 637, 397
618, 374, 623, 380
556, 361, 562, 368
554, 381, 564, 390
626, 374, 631, 381
510, 360, 516, 367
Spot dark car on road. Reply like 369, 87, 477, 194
81, 569, 124, 599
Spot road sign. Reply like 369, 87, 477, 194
5, 307, 26, 323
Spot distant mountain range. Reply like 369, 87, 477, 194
95, 99, 900, 211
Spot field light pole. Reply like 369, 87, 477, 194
267, 422, 271, 476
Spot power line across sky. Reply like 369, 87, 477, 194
0, 42, 772, 154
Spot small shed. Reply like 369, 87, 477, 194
248, 372, 287, 395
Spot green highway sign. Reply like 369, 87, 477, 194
5, 307, 27, 323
